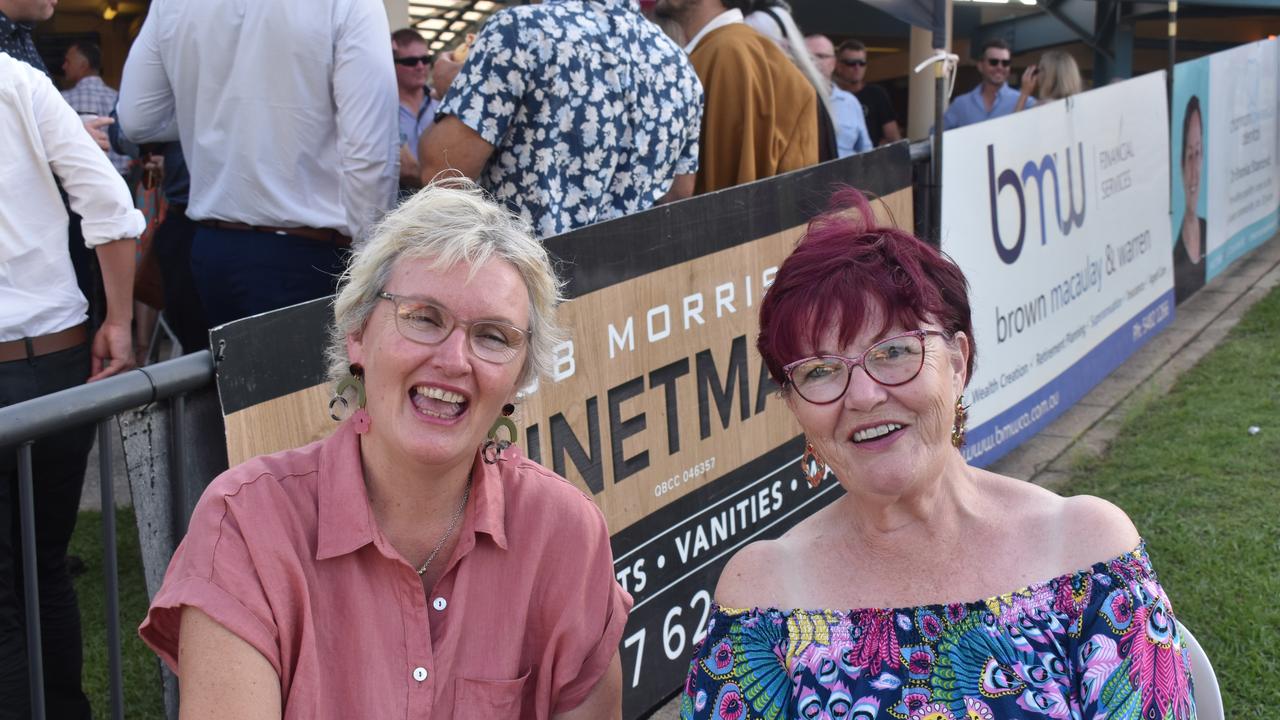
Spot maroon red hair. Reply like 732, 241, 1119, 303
757, 187, 975, 389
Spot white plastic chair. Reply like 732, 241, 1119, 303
1178, 621, 1223, 720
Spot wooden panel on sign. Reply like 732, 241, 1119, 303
223, 384, 336, 466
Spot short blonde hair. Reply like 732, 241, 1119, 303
326, 178, 565, 389
1038, 49, 1083, 102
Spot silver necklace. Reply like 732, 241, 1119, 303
417, 478, 472, 577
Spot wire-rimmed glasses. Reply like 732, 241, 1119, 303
378, 291, 529, 364
782, 330, 950, 404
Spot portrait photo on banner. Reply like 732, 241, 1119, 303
1171, 56, 1210, 305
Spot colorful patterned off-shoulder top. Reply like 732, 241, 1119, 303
680, 543, 1196, 720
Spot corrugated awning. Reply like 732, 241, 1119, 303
408, 0, 507, 52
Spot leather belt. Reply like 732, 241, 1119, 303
0, 324, 89, 363
198, 219, 352, 247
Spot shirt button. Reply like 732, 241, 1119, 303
413, 667, 428, 682
432, 597, 448, 611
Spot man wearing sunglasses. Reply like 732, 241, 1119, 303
391, 28, 438, 193
942, 38, 1034, 131
832, 39, 901, 146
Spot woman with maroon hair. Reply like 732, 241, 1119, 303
679, 190, 1196, 720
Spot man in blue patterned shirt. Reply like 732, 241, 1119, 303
420, 0, 704, 239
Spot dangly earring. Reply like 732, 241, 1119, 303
482, 402, 517, 464
329, 364, 371, 434
951, 396, 969, 449
801, 441, 826, 488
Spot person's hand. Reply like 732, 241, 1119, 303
1019, 65, 1038, 97
83, 116, 114, 152
89, 321, 136, 382
143, 154, 164, 174
430, 52, 463, 100
399, 143, 422, 188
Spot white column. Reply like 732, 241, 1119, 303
384, 0, 410, 31
906, 0, 953, 140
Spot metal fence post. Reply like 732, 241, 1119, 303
18, 441, 46, 720
98, 420, 125, 720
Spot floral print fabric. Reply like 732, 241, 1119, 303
681, 543, 1196, 720
437, 0, 703, 239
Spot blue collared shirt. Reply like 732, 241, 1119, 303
943, 82, 1034, 131
830, 86, 872, 157
399, 93, 438, 161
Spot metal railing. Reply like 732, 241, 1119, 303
0, 350, 215, 720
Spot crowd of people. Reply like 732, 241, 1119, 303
944, 38, 1083, 130
1, 0, 1132, 716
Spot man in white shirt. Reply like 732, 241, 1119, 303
0, 51, 144, 719
117, 0, 399, 328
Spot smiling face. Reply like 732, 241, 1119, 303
979, 46, 1012, 88
393, 39, 431, 94
835, 48, 867, 87
786, 307, 968, 499
347, 255, 529, 473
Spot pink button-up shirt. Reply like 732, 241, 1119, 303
140, 421, 632, 718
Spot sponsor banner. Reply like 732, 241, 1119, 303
940, 72, 1174, 467
211, 146, 915, 717
1205, 39, 1280, 280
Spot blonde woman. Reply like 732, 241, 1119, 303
141, 180, 630, 719
1016, 49, 1084, 111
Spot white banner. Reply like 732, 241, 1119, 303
940, 72, 1175, 466
1205, 38, 1280, 280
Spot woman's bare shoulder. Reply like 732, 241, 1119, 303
977, 471, 1139, 568
714, 538, 788, 609
712, 508, 837, 608
1058, 493, 1141, 562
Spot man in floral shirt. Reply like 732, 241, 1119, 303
420, 0, 703, 239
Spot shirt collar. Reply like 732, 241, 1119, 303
72, 75, 104, 90
315, 421, 509, 561
418, 93, 438, 120
315, 421, 377, 560
970, 82, 1010, 100
0, 10, 33, 39
456, 445, 509, 552
684, 8, 744, 54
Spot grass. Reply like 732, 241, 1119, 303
67, 285, 1279, 718
1067, 283, 1280, 717
71, 507, 166, 719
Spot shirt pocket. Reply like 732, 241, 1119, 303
453, 669, 531, 718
